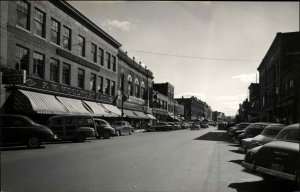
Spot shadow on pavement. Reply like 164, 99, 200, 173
229, 149, 244, 154
229, 159, 243, 165
228, 144, 239, 147
228, 180, 298, 192
194, 131, 232, 143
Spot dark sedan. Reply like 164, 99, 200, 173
0, 114, 57, 148
150, 122, 172, 131
242, 123, 300, 185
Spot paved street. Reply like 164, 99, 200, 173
1, 127, 293, 192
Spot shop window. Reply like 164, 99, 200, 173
78, 68, 85, 89
91, 43, 97, 63
78, 35, 85, 57
33, 52, 44, 78
63, 26, 71, 50
17, 0, 30, 30
50, 58, 59, 82
90, 73, 96, 91
51, 18, 60, 45
34, 8, 45, 38
62, 63, 70, 85
106, 52, 111, 69
15, 45, 29, 73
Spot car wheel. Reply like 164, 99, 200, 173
103, 132, 110, 139
96, 135, 101, 139
27, 136, 41, 148
118, 130, 122, 136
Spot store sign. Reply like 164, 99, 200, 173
22, 77, 114, 103
2, 70, 26, 84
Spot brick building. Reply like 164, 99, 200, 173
0, 1, 124, 123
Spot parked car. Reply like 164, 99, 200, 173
94, 118, 116, 139
172, 122, 182, 130
239, 124, 285, 153
179, 122, 189, 129
200, 122, 209, 128
150, 122, 172, 131
242, 123, 300, 185
233, 122, 271, 144
0, 114, 57, 148
48, 115, 96, 142
217, 121, 227, 130
111, 121, 133, 135
190, 122, 201, 130
227, 122, 251, 136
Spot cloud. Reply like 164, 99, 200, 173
103, 19, 137, 32
231, 73, 256, 83
176, 92, 206, 100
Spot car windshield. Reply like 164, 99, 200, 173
276, 129, 299, 142
261, 127, 283, 137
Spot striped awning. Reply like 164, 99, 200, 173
17, 90, 68, 114
133, 111, 150, 119
123, 109, 139, 119
146, 114, 156, 120
83, 100, 117, 117
56, 96, 91, 115
101, 103, 121, 117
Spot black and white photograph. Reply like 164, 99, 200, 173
0, 1, 299, 192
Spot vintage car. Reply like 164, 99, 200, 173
242, 123, 300, 185
149, 122, 172, 131
111, 121, 133, 135
233, 122, 271, 144
227, 122, 251, 136
190, 122, 201, 130
1, 114, 57, 148
239, 124, 285, 153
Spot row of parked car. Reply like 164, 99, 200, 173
147, 121, 209, 132
226, 122, 300, 187
0, 114, 135, 149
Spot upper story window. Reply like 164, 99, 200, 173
17, 0, 30, 30
50, 58, 59, 83
62, 63, 70, 85
105, 78, 110, 95
34, 8, 45, 38
91, 43, 97, 63
135, 78, 140, 98
127, 75, 133, 96
78, 68, 85, 89
112, 55, 116, 72
51, 18, 60, 45
106, 52, 111, 69
63, 26, 71, 50
33, 52, 44, 78
97, 76, 103, 93
78, 35, 85, 57
90, 73, 96, 91
15, 45, 29, 73
98, 48, 104, 66
140, 81, 145, 99
111, 81, 116, 96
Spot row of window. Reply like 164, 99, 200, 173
16, 0, 117, 72
15, 44, 116, 96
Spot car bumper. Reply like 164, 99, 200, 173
241, 161, 255, 171
255, 165, 296, 181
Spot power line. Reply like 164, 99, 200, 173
128, 49, 260, 62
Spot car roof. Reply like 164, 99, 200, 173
264, 124, 285, 130
281, 123, 299, 131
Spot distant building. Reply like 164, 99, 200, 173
257, 32, 300, 123
248, 83, 260, 122
212, 111, 225, 122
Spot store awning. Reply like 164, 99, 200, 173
133, 111, 150, 119
17, 90, 68, 114
56, 96, 91, 115
101, 103, 121, 117
123, 109, 138, 119
82, 100, 117, 117
146, 114, 156, 120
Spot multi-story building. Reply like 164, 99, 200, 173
151, 90, 169, 121
117, 49, 155, 125
175, 96, 211, 121
212, 111, 225, 122
0, 1, 124, 123
248, 83, 260, 122
257, 32, 299, 123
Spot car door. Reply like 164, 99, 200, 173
8, 116, 33, 144
95, 119, 106, 136
1, 116, 19, 144
49, 118, 64, 139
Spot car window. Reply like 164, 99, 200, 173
0, 118, 13, 127
50, 118, 63, 126
276, 129, 299, 142
11, 117, 30, 127
95, 120, 108, 126
262, 128, 281, 137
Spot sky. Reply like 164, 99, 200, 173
68, 1, 299, 116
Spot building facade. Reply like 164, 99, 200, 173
257, 32, 299, 124
0, 1, 124, 123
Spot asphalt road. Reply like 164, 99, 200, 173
1, 127, 296, 192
